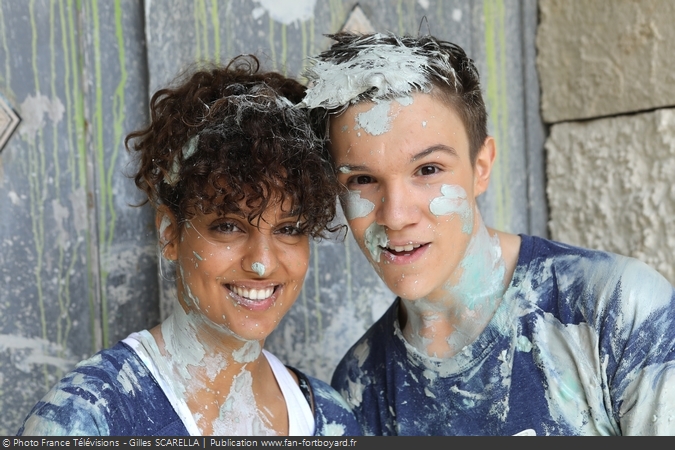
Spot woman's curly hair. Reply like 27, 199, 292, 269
126, 56, 340, 238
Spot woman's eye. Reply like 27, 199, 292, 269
417, 165, 439, 176
277, 224, 303, 236
213, 222, 241, 233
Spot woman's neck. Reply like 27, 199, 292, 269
152, 302, 284, 435
401, 217, 507, 358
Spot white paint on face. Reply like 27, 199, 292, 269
341, 190, 375, 220
429, 184, 474, 234
356, 100, 394, 136
364, 222, 388, 263
251, 262, 266, 277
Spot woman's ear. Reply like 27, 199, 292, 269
156, 205, 179, 261
473, 136, 496, 197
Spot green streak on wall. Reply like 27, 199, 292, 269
483, 0, 511, 231
49, 0, 68, 377
268, 18, 276, 71
210, 0, 220, 63
196, 0, 209, 60
28, 0, 50, 391
300, 20, 308, 79
329, 0, 344, 34
90, 0, 111, 347
224, 0, 233, 58
280, 24, 287, 76
309, 17, 315, 62
49, 1, 60, 194
68, 0, 87, 190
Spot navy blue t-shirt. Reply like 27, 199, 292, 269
332, 235, 675, 435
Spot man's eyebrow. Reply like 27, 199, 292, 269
336, 163, 369, 173
410, 144, 458, 162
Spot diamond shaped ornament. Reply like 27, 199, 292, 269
341, 4, 375, 34
0, 94, 20, 153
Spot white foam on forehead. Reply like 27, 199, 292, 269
301, 43, 434, 110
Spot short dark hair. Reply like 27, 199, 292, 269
126, 55, 340, 237
303, 32, 488, 165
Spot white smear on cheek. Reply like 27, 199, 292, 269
364, 222, 388, 263
429, 184, 473, 234
192, 251, 203, 261
342, 190, 375, 220
251, 262, 265, 277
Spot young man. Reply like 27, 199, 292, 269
301, 33, 675, 435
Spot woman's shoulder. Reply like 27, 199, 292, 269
18, 342, 186, 436
289, 368, 362, 436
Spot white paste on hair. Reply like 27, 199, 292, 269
301, 41, 433, 110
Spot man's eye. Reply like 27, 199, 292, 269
417, 165, 439, 176
349, 175, 374, 185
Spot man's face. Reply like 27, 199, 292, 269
330, 93, 490, 302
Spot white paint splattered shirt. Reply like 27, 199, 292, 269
331, 235, 675, 435
18, 341, 361, 436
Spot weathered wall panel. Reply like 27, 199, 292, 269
0, 0, 156, 435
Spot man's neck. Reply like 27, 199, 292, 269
400, 221, 509, 358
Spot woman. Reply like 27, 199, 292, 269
19, 56, 359, 436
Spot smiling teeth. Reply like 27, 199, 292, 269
389, 244, 421, 252
230, 285, 274, 300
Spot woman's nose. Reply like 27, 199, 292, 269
241, 234, 279, 277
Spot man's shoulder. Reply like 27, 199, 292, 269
514, 235, 674, 326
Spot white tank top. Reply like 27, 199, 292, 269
123, 331, 315, 436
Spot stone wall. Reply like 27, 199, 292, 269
537, 0, 675, 284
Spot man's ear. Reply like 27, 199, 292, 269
156, 205, 179, 261
474, 136, 496, 197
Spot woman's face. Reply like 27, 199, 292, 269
161, 200, 310, 342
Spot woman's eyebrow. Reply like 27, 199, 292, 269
410, 144, 458, 162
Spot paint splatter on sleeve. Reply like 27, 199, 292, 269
17, 343, 188, 436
